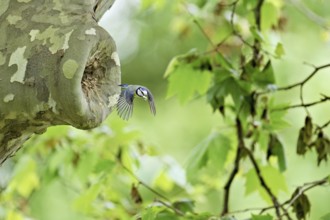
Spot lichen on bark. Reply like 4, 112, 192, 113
0, 0, 120, 164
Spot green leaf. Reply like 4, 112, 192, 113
164, 54, 183, 78
173, 199, 195, 214
141, 208, 159, 220
213, 76, 249, 109
252, 61, 275, 88
6, 210, 23, 220
76, 152, 98, 182
274, 42, 285, 58
73, 182, 102, 214
208, 134, 231, 170
164, 49, 200, 78
251, 214, 273, 220
141, 206, 166, 220
261, 165, 288, 195
7, 156, 40, 198
261, 2, 280, 30
267, 134, 286, 172
267, 108, 290, 131
186, 133, 231, 180
186, 135, 211, 180
153, 209, 180, 220
245, 165, 287, 200
168, 66, 211, 103
48, 146, 73, 173
207, 89, 225, 114
245, 168, 260, 195
94, 159, 115, 173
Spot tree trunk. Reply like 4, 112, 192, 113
0, 0, 120, 164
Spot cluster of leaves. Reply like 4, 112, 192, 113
0, 120, 202, 220
163, 0, 330, 220
297, 116, 330, 165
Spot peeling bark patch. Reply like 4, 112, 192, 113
34, 26, 65, 54
47, 95, 57, 113
7, 15, 22, 25
17, 0, 31, 2
108, 94, 119, 107
9, 46, 27, 83
62, 30, 73, 51
85, 28, 97, 36
63, 59, 78, 79
3, 94, 14, 103
111, 52, 120, 66
29, 30, 39, 42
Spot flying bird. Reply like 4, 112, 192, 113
117, 84, 156, 120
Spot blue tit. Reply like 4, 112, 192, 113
117, 84, 156, 120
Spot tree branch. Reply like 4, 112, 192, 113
277, 63, 330, 91
256, 63, 330, 97
252, 0, 265, 66
284, 176, 329, 209
228, 176, 329, 218
271, 95, 330, 111
230, 0, 254, 48
221, 118, 244, 216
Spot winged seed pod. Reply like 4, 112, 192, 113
291, 189, 311, 220
315, 131, 330, 166
296, 116, 313, 155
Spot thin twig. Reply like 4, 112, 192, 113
257, 63, 330, 96
271, 96, 330, 111
319, 120, 330, 130
285, 176, 329, 209
228, 176, 329, 216
278, 63, 330, 91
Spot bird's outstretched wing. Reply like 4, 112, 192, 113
146, 88, 156, 116
117, 88, 134, 120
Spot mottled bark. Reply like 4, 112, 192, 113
0, 0, 120, 164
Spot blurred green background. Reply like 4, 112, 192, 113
1, 0, 330, 219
